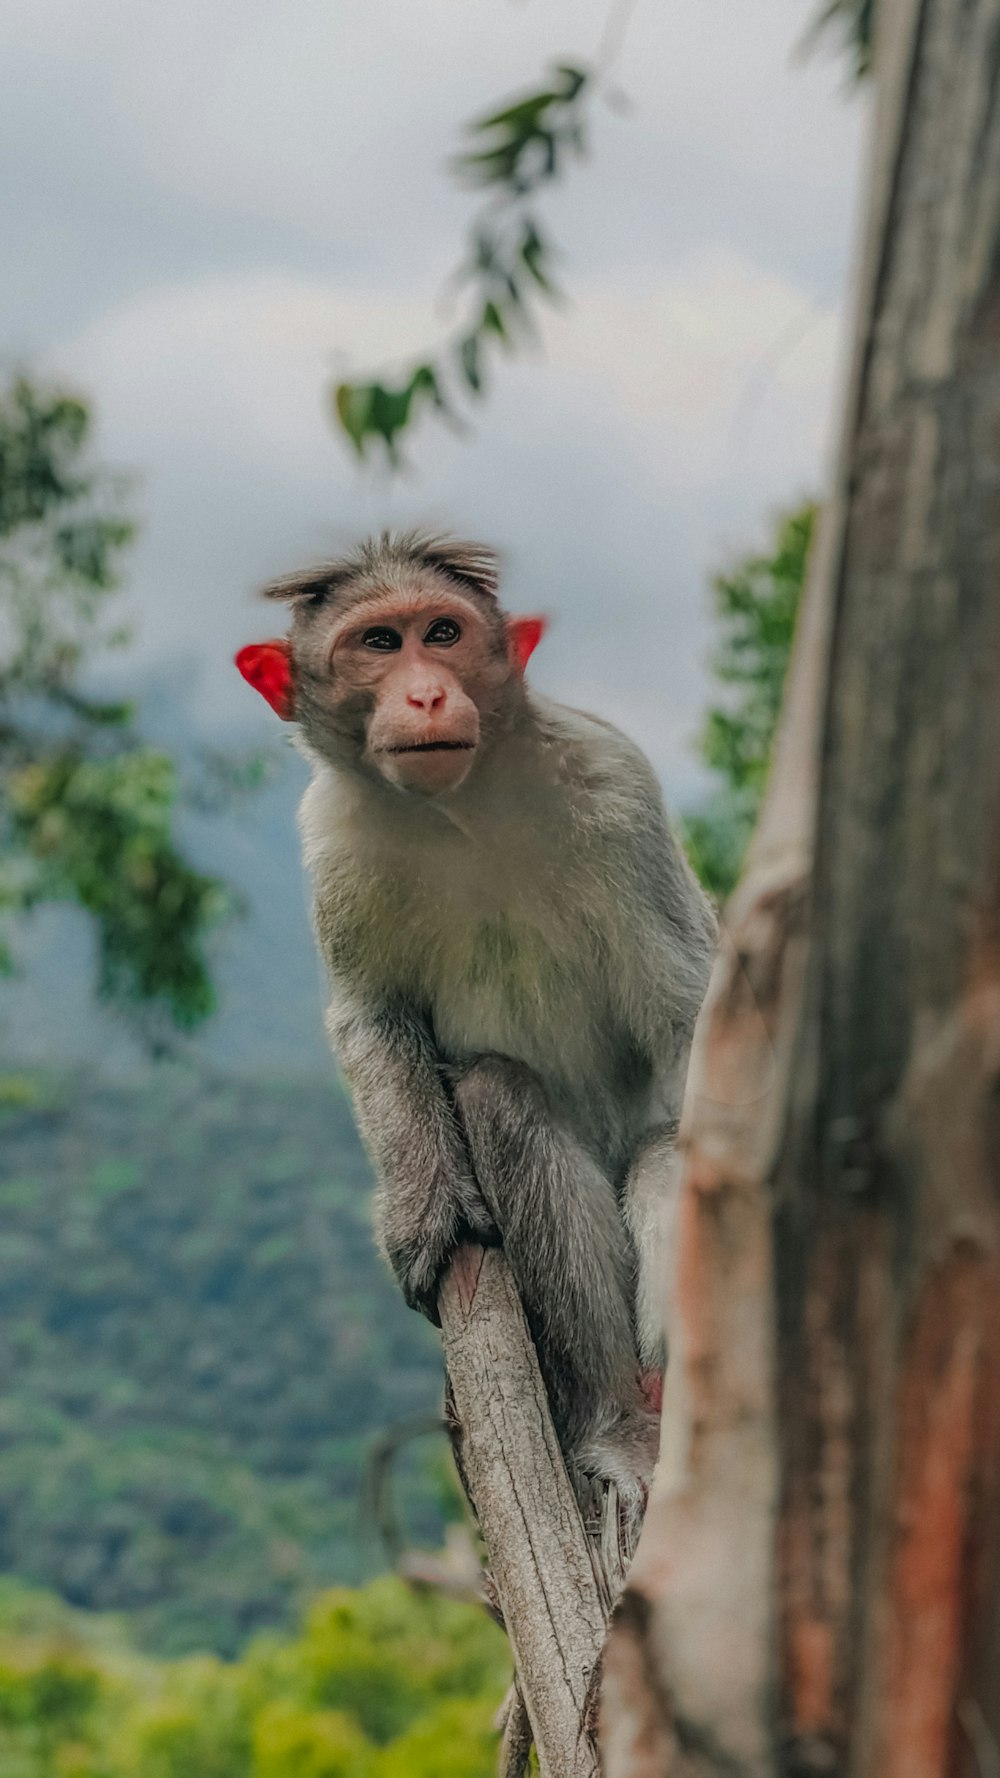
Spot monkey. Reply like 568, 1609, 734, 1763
235, 531, 716, 1491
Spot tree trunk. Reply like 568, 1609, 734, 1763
600, 0, 1000, 1771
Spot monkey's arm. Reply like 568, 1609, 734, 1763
597, 748, 716, 1366
327, 992, 490, 1317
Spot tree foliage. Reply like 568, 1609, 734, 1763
0, 1575, 508, 1778
683, 503, 815, 898
0, 377, 232, 1037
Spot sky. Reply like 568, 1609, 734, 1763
2, 0, 868, 790
1, 0, 869, 1067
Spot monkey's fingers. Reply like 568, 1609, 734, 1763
388, 1240, 451, 1325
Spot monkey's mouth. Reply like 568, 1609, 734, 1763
386, 741, 475, 754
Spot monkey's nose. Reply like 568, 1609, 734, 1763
406, 685, 446, 712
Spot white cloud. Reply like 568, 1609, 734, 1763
543, 248, 843, 483
49, 272, 438, 476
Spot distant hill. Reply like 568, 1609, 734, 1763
0, 1069, 446, 1656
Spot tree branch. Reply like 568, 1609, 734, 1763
438, 1242, 608, 1778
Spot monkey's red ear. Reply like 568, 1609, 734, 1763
235, 639, 295, 720
507, 615, 547, 674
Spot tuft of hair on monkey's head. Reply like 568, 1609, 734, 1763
261, 529, 502, 616
236, 530, 547, 796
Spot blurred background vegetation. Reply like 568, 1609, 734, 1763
0, 0, 868, 1769
0, 1574, 509, 1778
0, 379, 242, 1047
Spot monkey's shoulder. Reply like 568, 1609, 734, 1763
530, 697, 689, 876
533, 697, 716, 969
531, 697, 666, 820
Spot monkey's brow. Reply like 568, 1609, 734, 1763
330, 589, 486, 633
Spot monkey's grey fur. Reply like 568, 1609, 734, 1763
280, 532, 716, 1487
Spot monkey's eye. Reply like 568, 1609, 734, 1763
424, 618, 461, 646
361, 626, 402, 651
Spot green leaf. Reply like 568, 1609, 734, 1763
552, 64, 589, 100
683, 503, 816, 897
457, 334, 482, 394
479, 301, 509, 344
519, 222, 558, 294
328, 57, 594, 464
470, 90, 564, 135
0, 374, 243, 1035
333, 382, 374, 456
805, 0, 876, 77
369, 383, 415, 451
408, 364, 446, 410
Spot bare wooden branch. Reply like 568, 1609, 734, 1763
362, 1411, 446, 1566
395, 1523, 486, 1606
495, 1679, 533, 1778
438, 1243, 608, 1778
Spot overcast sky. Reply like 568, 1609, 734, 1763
1, 0, 868, 806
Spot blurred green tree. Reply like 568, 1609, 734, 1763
253, 1699, 377, 1778
0, 1577, 509, 1778
0, 376, 233, 1040
111, 1655, 253, 1778
682, 503, 815, 899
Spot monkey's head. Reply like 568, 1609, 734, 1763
235, 532, 545, 797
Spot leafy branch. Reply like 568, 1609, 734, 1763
332, 63, 594, 463
332, 4, 877, 466
0, 377, 238, 1044
682, 504, 815, 899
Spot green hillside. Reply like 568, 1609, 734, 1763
0, 1071, 446, 1656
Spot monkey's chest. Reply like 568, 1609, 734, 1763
420, 903, 609, 1088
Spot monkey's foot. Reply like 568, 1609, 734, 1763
640, 1368, 664, 1416
578, 1402, 660, 1496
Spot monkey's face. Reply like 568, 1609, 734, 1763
236, 579, 545, 798
324, 589, 499, 795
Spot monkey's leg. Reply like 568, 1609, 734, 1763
451, 1055, 658, 1488
621, 1120, 681, 1375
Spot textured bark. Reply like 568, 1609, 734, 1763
775, 0, 1000, 1764
600, 0, 1000, 1771
438, 1244, 608, 1778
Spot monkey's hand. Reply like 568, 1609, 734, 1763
378, 1161, 498, 1325
386, 1234, 450, 1322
